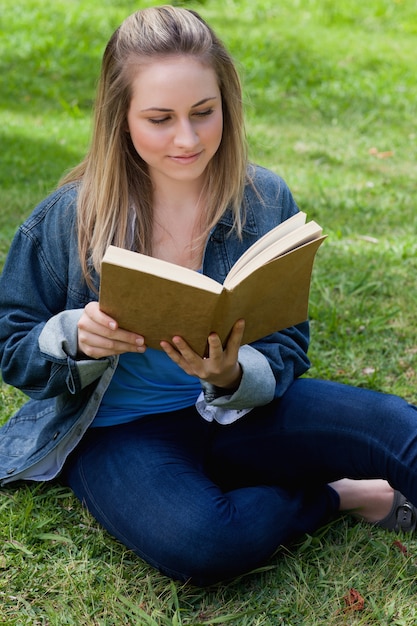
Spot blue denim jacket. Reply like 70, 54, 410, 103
0, 165, 310, 485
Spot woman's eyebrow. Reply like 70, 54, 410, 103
140, 96, 218, 113
191, 96, 218, 108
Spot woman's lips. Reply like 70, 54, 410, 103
169, 151, 202, 164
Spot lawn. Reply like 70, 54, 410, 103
1, 0, 417, 623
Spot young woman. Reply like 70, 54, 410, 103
0, 5, 416, 586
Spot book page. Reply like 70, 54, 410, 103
224, 221, 322, 290
225, 212, 307, 285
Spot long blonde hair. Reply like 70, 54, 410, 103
60, 5, 248, 286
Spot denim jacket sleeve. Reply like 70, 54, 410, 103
0, 184, 107, 400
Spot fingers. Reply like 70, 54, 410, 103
212, 318, 245, 360
85, 301, 118, 330
160, 336, 200, 377
77, 301, 145, 358
160, 319, 245, 389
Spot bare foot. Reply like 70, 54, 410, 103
329, 478, 394, 523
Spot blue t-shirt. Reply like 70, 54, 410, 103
92, 348, 202, 427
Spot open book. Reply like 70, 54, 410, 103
99, 212, 325, 356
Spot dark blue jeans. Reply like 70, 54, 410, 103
63, 378, 417, 586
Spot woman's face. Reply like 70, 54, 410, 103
127, 56, 223, 189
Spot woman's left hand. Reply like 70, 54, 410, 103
160, 319, 245, 390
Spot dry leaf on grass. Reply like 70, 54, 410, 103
393, 539, 408, 554
368, 147, 394, 158
343, 588, 365, 613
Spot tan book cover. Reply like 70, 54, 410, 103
99, 212, 325, 356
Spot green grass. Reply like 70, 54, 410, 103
1, 0, 417, 623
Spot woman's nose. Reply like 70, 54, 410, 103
173, 119, 198, 148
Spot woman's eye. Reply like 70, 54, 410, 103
194, 108, 213, 118
148, 117, 170, 125
147, 109, 213, 125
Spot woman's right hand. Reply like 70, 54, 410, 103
77, 301, 146, 359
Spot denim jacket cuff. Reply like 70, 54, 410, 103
200, 344, 275, 409
39, 309, 111, 392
